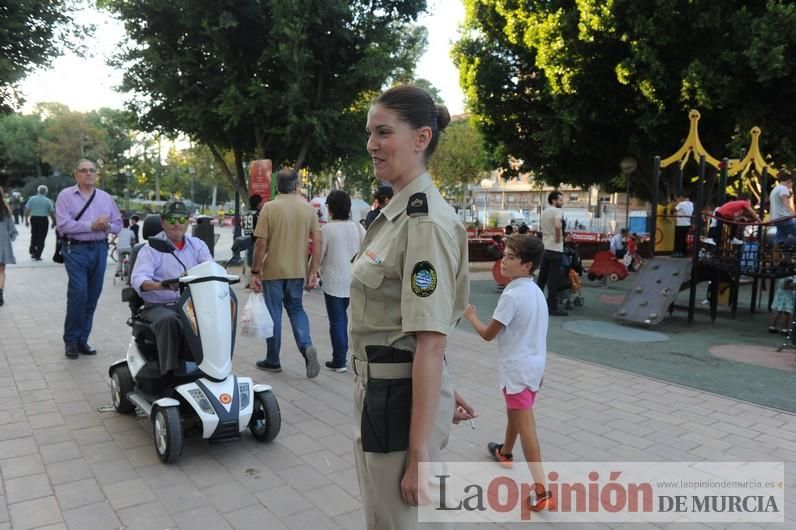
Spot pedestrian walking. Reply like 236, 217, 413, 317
673, 193, 693, 257
318, 190, 366, 372
0, 188, 19, 306
248, 168, 322, 378
350, 84, 476, 528
364, 185, 394, 229
537, 191, 568, 316
463, 234, 554, 513
24, 185, 56, 260
111, 218, 135, 277
9, 190, 24, 224
55, 159, 122, 358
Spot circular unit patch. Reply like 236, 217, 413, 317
411, 261, 437, 297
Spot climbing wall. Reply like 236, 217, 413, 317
614, 257, 694, 326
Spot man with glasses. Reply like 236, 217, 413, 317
56, 159, 122, 358
131, 201, 212, 374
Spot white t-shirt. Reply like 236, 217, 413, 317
116, 228, 135, 251
319, 220, 366, 298
675, 200, 694, 227
769, 184, 793, 221
491, 277, 548, 394
540, 206, 563, 252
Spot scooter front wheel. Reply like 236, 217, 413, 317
152, 406, 183, 464
111, 365, 135, 414
250, 391, 281, 442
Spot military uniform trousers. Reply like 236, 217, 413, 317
352, 355, 455, 530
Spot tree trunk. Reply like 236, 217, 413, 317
207, 143, 247, 198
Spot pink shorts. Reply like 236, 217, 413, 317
503, 388, 537, 410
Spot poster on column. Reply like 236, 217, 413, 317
249, 159, 272, 202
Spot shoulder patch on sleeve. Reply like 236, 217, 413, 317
410, 261, 437, 297
406, 193, 428, 217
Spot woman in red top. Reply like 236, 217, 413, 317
715, 197, 761, 244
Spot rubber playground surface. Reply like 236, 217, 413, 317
463, 271, 796, 413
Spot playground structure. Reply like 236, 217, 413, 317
617, 110, 791, 326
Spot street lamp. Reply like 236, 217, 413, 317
228, 161, 245, 266
188, 166, 196, 207
124, 167, 132, 213
480, 178, 493, 233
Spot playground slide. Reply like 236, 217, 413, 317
614, 257, 694, 326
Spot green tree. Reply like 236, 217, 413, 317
429, 117, 488, 204
88, 108, 136, 194
38, 110, 108, 176
454, 0, 796, 194
0, 1, 89, 112
0, 113, 43, 186
100, 0, 428, 197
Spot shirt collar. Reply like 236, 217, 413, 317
380, 172, 433, 222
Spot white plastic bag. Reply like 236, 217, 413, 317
240, 292, 274, 339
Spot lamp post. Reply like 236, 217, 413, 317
188, 166, 196, 207
480, 178, 493, 234
228, 162, 245, 266
124, 167, 131, 213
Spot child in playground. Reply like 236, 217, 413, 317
463, 234, 554, 512
769, 276, 796, 335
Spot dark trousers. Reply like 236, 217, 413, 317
29, 216, 49, 259
674, 226, 689, 255
324, 293, 349, 365
13, 208, 22, 224
62, 241, 107, 345
536, 250, 563, 310
141, 304, 183, 374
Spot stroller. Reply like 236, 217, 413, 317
557, 242, 585, 310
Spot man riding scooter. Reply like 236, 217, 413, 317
131, 201, 211, 373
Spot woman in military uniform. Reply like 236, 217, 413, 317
350, 84, 476, 529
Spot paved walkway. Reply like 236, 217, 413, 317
0, 227, 794, 529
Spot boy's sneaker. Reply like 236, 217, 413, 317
325, 361, 347, 373
487, 442, 513, 469
529, 490, 555, 512
703, 238, 716, 246
730, 238, 744, 245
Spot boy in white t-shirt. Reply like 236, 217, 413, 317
112, 218, 136, 277
463, 234, 554, 513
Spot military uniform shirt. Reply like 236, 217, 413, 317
349, 172, 469, 357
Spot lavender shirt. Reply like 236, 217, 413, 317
132, 232, 213, 304
55, 185, 122, 241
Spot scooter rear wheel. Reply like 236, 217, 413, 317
111, 365, 135, 414
152, 406, 183, 464
250, 390, 281, 442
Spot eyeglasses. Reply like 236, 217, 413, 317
165, 215, 188, 224
77, 168, 97, 174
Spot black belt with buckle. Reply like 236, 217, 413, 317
66, 238, 105, 245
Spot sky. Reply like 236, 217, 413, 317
19, 0, 467, 115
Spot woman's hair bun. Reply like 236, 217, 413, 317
436, 104, 451, 132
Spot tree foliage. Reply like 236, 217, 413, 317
101, 0, 428, 196
454, 0, 796, 194
428, 117, 488, 203
0, 1, 89, 112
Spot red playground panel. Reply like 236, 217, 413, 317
587, 250, 629, 282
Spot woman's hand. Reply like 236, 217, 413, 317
401, 457, 431, 507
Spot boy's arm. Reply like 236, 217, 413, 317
463, 304, 504, 341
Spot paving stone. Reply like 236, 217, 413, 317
53, 478, 106, 511
32, 426, 73, 446
81, 440, 125, 465
255, 485, 309, 518
117, 501, 176, 530
40, 440, 82, 464
0, 437, 38, 459
172, 505, 231, 530
302, 483, 360, 517
0, 454, 45, 480
72, 425, 112, 446
62, 501, 120, 530
102, 478, 156, 511
8, 496, 62, 530
202, 480, 258, 513
154, 481, 211, 515
45, 457, 94, 486
283, 508, 343, 529
223, 504, 287, 530
5, 473, 53, 504
90, 458, 138, 486
276, 464, 331, 492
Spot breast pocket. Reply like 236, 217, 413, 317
352, 263, 385, 324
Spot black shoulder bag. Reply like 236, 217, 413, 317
53, 190, 97, 264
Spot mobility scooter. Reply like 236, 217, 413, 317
109, 235, 281, 463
